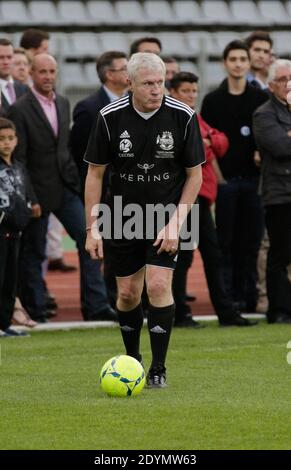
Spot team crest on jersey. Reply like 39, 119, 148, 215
156, 131, 174, 151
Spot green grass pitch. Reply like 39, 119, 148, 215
1, 321, 291, 450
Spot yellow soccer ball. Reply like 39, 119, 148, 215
100, 355, 145, 397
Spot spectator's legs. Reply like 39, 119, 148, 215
46, 214, 63, 261
0, 235, 20, 330
265, 203, 291, 322
172, 248, 193, 320
237, 178, 264, 311
215, 179, 239, 300
256, 230, 269, 313
198, 197, 234, 320
54, 188, 110, 319
19, 216, 49, 321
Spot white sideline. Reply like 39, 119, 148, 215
12, 314, 265, 333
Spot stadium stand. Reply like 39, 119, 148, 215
29, 1, 60, 26
179, 60, 199, 74
285, 1, 291, 18
143, 0, 177, 25
204, 61, 225, 88
84, 61, 101, 86
186, 31, 217, 57
98, 31, 129, 53
229, 0, 266, 26
271, 31, 291, 55
2, 0, 291, 106
201, 0, 234, 25
1, 1, 31, 25
57, 1, 91, 25
213, 31, 244, 54
172, 0, 206, 25
115, 0, 148, 25
65, 32, 101, 58
60, 62, 85, 87
86, 0, 119, 25
258, 0, 291, 25
155, 31, 188, 56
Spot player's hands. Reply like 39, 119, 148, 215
31, 204, 41, 218
85, 229, 103, 260
153, 221, 179, 255
254, 151, 261, 167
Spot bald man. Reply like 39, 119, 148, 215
8, 54, 115, 323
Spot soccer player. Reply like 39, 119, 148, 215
84, 53, 205, 388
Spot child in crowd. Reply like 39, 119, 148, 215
0, 117, 37, 337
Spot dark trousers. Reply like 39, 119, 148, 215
0, 232, 20, 330
19, 188, 109, 320
173, 197, 234, 320
265, 203, 291, 321
216, 177, 264, 309
172, 248, 193, 318
198, 197, 234, 319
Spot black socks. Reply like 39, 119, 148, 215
147, 303, 175, 369
117, 302, 176, 368
117, 303, 144, 361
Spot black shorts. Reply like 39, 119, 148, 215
103, 238, 178, 278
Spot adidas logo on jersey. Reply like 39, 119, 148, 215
120, 130, 130, 138
150, 325, 167, 334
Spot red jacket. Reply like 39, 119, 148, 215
197, 114, 229, 204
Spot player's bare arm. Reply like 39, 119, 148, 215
85, 163, 106, 260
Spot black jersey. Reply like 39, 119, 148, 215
84, 94, 205, 207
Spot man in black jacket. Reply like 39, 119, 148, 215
253, 59, 291, 324
71, 51, 128, 195
201, 40, 268, 313
8, 54, 115, 323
